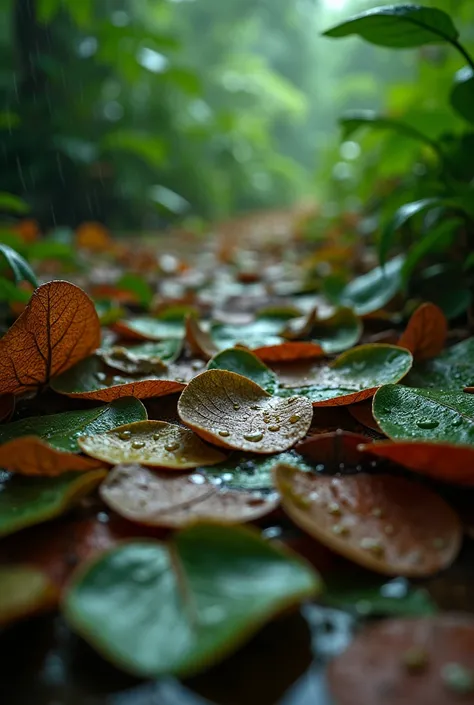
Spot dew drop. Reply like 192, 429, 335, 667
332, 524, 349, 536
218, 430, 230, 437
118, 430, 132, 441
243, 432, 264, 442
175, 377, 186, 383
189, 474, 206, 485
250, 405, 260, 411
372, 507, 383, 518
416, 419, 439, 430
152, 433, 162, 441
441, 663, 474, 695
289, 414, 300, 424
165, 441, 180, 452
96, 512, 109, 524
360, 537, 384, 555
402, 647, 429, 673
268, 425, 280, 432
131, 440, 145, 450
232, 402, 240, 411
316, 463, 325, 472
95, 372, 107, 382
328, 502, 341, 516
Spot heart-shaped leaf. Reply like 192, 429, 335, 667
78, 420, 227, 469
274, 464, 461, 577
398, 303, 447, 361
0, 243, 37, 287
282, 307, 362, 353
360, 440, 474, 485
0, 397, 147, 452
51, 355, 186, 401
451, 66, 474, 125
0, 437, 104, 476
323, 5, 459, 48
373, 385, 474, 444
0, 468, 106, 537
208, 348, 278, 394
339, 256, 404, 315
281, 344, 412, 406
0, 565, 57, 626
405, 337, 474, 389
100, 465, 278, 527
178, 369, 313, 453
63, 525, 321, 677
328, 616, 474, 705
0, 281, 101, 395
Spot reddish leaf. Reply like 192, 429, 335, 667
398, 302, 448, 361
296, 431, 372, 468
0, 437, 105, 476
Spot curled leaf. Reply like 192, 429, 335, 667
99, 340, 181, 374
254, 341, 324, 363
0, 281, 100, 395
398, 302, 447, 361
113, 316, 185, 342
78, 420, 227, 469
100, 465, 278, 527
63, 525, 320, 677
0, 437, 104, 476
178, 369, 313, 453
282, 306, 362, 353
0, 565, 57, 626
347, 400, 383, 433
185, 315, 218, 358
274, 464, 461, 577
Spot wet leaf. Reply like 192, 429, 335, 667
405, 337, 474, 389
0, 397, 147, 452
373, 385, 474, 444
178, 369, 312, 453
0, 437, 104, 476
0, 394, 15, 423
360, 440, 474, 486
202, 450, 312, 491
113, 315, 185, 341
78, 420, 227, 469
208, 348, 278, 394
254, 341, 324, 362
282, 306, 362, 353
116, 273, 154, 309
296, 431, 372, 469
63, 525, 321, 677
0, 469, 106, 537
0, 243, 37, 287
328, 616, 474, 705
398, 303, 447, 361
0, 281, 101, 395
212, 318, 288, 350
339, 256, 404, 315
0, 565, 57, 626
99, 340, 182, 374
274, 464, 461, 577
100, 465, 278, 527
281, 344, 412, 406
50, 355, 186, 401
347, 400, 383, 433
185, 315, 218, 358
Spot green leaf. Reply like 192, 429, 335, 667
402, 218, 463, 284
117, 316, 185, 341
325, 577, 436, 617
102, 131, 167, 168
405, 338, 474, 389
413, 264, 471, 319
284, 307, 362, 354
0, 244, 38, 287
373, 384, 474, 444
339, 255, 404, 315
0, 397, 147, 453
212, 318, 286, 351
323, 5, 459, 49
27, 240, 76, 262
451, 67, 474, 125
0, 193, 29, 214
208, 348, 278, 394
0, 469, 105, 538
0, 276, 31, 304
283, 344, 413, 405
201, 450, 312, 491
380, 199, 444, 267
339, 110, 439, 150
63, 526, 321, 677
117, 273, 154, 309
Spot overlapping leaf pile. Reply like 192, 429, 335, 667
0, 209, 473, 693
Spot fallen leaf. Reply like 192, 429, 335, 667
0, 565, 58, 626
360, 440, 474, 485
296, 431, 373, 469
398, 302, 448, 361
0, 469, 106, 537
339, 255, 404, 315
274, 464, 461, 577
0, 394, 15, 422
76, 221, 112, 252
373, 385, 474, 444
50, 355, 186, 401
405, 337, 474, 389
254, 341, 324, 363
63, 525, 321, 677
0, 397, 147, 452
347, 400, 383, 433
0, 281, 100, 395
328, 615, 474, 705
178, 369, 313, 453
100, 465, 278, 527
99, 340, 182, 374
282, 306, 362, 353
202, 450, 312, 491
212, 317, 289, 350
208, 347, 278, 394
280, 344, 412, 406
78, 420, 227, 468
113, 316, 185, 341
185, 315, 218, 358
0, 437, 104, 476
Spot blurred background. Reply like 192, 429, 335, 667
0, 0, 473, 232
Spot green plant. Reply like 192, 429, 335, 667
323, 3, 474, 320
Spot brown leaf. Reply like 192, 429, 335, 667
274, 464, 461, 577
254, 341, 324, 363
328, 615, 474, 705
398, 302, 447, 361
76, 221, 112, 252
178, 369, 313, 453
0, 281, 100, 395
0, 394, 15, 423
347, 400, 384, 434
78, 420, 227, 468
296, 431, 372, 468
0, 437, 104, 476
185, 314, 218, 358
100, 464, 278, 527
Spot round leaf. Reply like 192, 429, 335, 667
178, 369, 313, 453
208, 347, 278, 394
398, 302, 447, 361
63, 526, 321, 677
202, 450, 312, 491
339, 256, 404, 315
78, 420, 227, 469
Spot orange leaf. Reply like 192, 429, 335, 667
53, 377, 186, 402
14, 218, 40, 243
347, 400, 384, 434
185, 315, 218, 358
76, 222, 112, 252
360, 440, 474, 486
0, 281, 100, 395
0, 437, 104, 476
254, 341, 324, 363
398, 302, 447, 361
